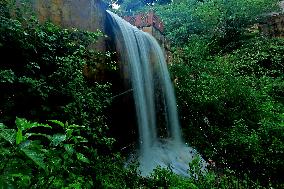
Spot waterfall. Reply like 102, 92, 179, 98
107, 11, 206, 176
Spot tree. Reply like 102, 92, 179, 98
153, 0, 280, 49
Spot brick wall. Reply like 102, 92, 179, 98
123, 11, 172, 63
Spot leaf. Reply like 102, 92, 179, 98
68, 124, 85, 129
76, 153, 90, 164
50, 134, 66, 146
72, 136, 88, 144
15, 118, 29, 130
16, 128, 23, 145
64, 144, 75, 155
16, 117, 51, 131
0, 69, 15, 83
21, 147, 47, 172
25, 133, 50, 140
48, 120, 65, 128
0, 127, 16, 145
66, 129, 74, 139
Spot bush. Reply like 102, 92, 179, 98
170, 36, 284, 187
0, 118, 124, 188
0, 7, 116, 149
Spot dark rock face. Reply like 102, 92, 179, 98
19, 0, 107, 50
259, 14, 284, 37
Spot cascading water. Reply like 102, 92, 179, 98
107, 11, 207, 176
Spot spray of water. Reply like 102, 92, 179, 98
107, 10, 207, 176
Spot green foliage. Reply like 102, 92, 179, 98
0, 4, 123, 187
153, 0, 279, 50
0, 6, 114, 148
1, 1, 284, 188
0, 118, 112, 188
136, 158, 263, 189
170, 36, 284, 187
158, 1, 284, 186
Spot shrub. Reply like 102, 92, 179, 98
170, 36, 284, 187
0, 6, 115, 148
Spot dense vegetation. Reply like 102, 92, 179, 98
157, 0, 284, 188
1, 0, 284, 188
171, 37, 284, 187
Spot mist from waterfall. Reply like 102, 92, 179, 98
107, 10, 206, 176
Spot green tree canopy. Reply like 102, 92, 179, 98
154, 0, 280, 49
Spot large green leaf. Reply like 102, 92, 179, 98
0, 124, 16, 145
50, 134, 66, 146
21, 147, 47, 172
48, 120, 65, 128
15, 117, 51, 131
76, 153, 90, 164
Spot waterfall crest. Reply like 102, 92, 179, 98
107, 11, 206, 176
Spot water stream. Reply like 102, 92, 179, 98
107, 10, 207, 176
